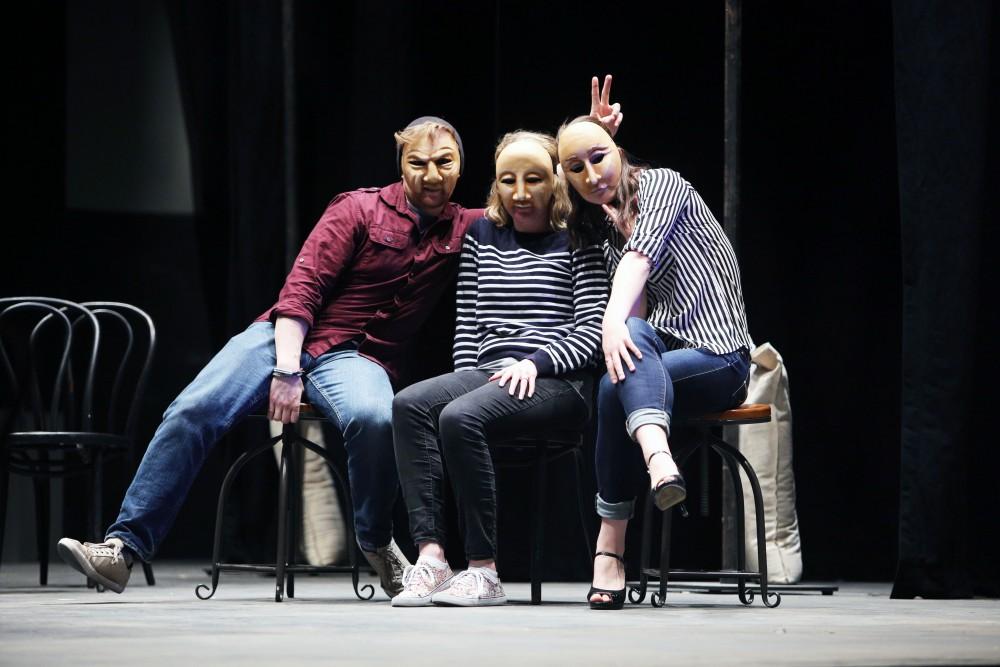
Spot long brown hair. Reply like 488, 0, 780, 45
484, 130, 571, 231
556, 116, 646, 248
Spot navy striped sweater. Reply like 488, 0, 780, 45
453, 218, 609, 375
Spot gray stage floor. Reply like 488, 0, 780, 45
1, 561, 998, 666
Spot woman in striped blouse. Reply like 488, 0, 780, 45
557, 117, 754, 610
391, 130, 610, 607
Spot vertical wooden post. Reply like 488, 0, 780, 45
282, 0, 298, 272
721, 0, 742, 573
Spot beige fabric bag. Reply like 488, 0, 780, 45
737, 343, 803, 583
270, 420, 348, 566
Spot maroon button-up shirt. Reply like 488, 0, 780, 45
257, 182, 482, 385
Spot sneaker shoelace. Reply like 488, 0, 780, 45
450, 568, 495, 598
400, 560, 445, 593
89, 542, 124, 564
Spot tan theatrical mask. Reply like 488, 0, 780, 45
557, 121, 622, 206
400, 129, 461, 217
495, 139, 556, 233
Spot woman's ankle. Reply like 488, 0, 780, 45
468, 558, 497, 571
647, 449, 680, 481
417, 541, 446, 562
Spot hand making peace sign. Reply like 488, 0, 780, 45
590, 74, 623, 137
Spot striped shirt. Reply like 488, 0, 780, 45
453, 218, 609, 375
605, 168, 753, 355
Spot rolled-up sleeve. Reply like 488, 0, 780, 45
623, 169, 690, 268
268, 193, 365, 327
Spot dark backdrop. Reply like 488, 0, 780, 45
4, 1, 996, 592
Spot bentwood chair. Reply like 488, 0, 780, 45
0, 297, 157, 588
628, 403, 782, 608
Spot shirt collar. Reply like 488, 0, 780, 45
380, 181, 458, 223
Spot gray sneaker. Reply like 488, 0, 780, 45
57, 538, 131, 593
362, 539, 411, 598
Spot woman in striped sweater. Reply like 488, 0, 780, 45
556, 117, 754, 610
390, 130, 610, 607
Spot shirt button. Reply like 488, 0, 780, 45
444, 245, 451, 250
384, 234, 392, 242
298, 258, 304, 263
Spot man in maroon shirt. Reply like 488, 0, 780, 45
57, 117, 480, 598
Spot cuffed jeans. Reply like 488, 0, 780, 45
595, 317, 749, 520
106, 322, 398, 560
392, 369, 591, 561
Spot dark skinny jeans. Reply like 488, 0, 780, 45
393, 369, 591, 561
595, 317, 750, 520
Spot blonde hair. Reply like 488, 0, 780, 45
556, 116, 645, 247
484, 130, 571, 231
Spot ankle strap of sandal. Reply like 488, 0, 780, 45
646, 449, 671, 468
594, 551, 625, 564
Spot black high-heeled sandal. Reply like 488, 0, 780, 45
647, 450, 687, 511
587, 551, 626, 610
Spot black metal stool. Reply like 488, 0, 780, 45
491, 429, 591, 605
628, 403, 782, 608
196, 403, 373, 602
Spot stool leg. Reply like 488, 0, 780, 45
286, 432, 300, 599
699, 444, 710, 518
714, 445, 750, 604
712, 437, 781, 609
312, 446, 374, 601
631, 495, 653, 604
570, 448, 592, 568
274, 426, 294, 602
195, 435, 282, 600
652, 505, 673, 608
530, 444, 546, 605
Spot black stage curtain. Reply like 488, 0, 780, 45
891, 0, 1000, 598
159, 0, 290, 562
164, 0, 287, 344
16, 0, 986, 584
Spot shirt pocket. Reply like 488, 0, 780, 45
432, 233, 463, 255
369, 224, 408, 250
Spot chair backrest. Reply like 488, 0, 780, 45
0, 297, 100, 434
79, 302, 156, 441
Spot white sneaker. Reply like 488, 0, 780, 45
391, 556, 454, 607
431, 567, 507, 607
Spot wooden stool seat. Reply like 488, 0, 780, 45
296, 402, 320, 418
682, 403, 771, 426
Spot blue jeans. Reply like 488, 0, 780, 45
595, 318, 749, 520
106, 322, 398, 559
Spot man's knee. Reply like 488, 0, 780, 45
342, 398, 393, 436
